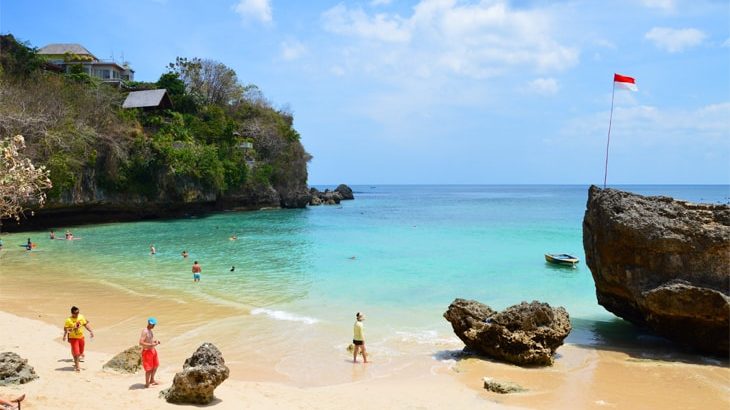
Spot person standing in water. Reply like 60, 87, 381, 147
63, 306, 94, 372
150, 244, 156, 255
50, 230, 55, 239
192, 261, 201, 282
353, 312, 367, 363
139, 317, 161, 388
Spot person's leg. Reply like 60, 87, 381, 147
353, 344, 359, 363
149, 367, 159, 385
70, 339, 81, 371
79, 338, 85, 361
144, 370, 152, 388
361, 344, 368, 363
149, 349, 160, 384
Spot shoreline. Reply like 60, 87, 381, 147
1, 276, 728, 409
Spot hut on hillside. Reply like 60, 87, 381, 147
122, 89, 173, 110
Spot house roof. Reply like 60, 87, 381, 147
38, 43, 97, 59
123, 89, 172, 109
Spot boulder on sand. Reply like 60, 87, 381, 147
583, 186, 730, 356
443, 299, 571, 366
103, 345, 142, 374
162, 343, 230, 405
0, 352, 38, 385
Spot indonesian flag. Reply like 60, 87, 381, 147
614, 73, 637, 91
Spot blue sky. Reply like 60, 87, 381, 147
2, 0, 728, 184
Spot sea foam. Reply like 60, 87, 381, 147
251, 308, 319, 324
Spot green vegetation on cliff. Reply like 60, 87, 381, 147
0, 34, 311, 210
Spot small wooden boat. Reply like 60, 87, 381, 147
545, 253, 579, 266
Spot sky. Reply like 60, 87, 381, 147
1, 0, 729, 184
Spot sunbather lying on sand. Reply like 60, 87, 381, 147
0, 393, 25, 410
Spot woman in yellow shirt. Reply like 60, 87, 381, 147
352, 312, 367, 363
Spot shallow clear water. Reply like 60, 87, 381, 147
1, 185, 728, 382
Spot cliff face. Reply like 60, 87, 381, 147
582, 186, 730, 356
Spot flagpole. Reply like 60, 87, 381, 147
603, 80, 616, 189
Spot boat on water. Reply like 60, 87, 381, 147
545, 253, 579, 266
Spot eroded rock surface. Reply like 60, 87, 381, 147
162, 343, 229, 404
103, 345, 142, 374
583, 186, 730, 356
443, 299, 571, 366
0, 352, 38, 385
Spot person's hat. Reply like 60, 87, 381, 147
148, 317, 158, 325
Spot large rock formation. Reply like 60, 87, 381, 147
583, 186, 730, 356
335, 184, 354, 200
0, 352, 38, 385
443, 299, 571, 366
162, 343, 229, 405
103, 345, 142, 374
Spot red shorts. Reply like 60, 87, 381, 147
142, 348, 159, 372
69, 337, 85, 357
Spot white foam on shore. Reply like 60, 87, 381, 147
394, 330, 461, 346
251, 308, 319, 324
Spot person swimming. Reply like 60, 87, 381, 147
181, 250, 189, 258
230, 266, 235, 272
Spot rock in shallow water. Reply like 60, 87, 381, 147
482, 377, 527, 394
162, 343, 230, 404
0, 352, 38, 385
582, 186, 730, 356
443, 299, 571, 366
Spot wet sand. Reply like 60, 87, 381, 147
1, 268, 728, 409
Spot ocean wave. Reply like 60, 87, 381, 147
250, 308, 319, 324
394, 330, 461, 346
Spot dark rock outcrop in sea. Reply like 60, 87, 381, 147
308, 184, 354, 206
335, 184, 354, 200
583, 186, 730, 356
162, 343, 229, 405
103, 345, 142, 374
0, 352, 38, 385
443, 299, 571, 366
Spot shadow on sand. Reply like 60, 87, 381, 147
568, 317, 727, 367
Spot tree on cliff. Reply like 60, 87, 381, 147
0, 135, 52, 223
167, 57, 243, 106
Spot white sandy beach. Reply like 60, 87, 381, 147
1, 305, 728, 410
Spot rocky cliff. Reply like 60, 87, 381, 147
582, 185, 730, 356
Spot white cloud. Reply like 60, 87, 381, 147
280, 40, 307, 61
370, 0, 392, 6
640, 0, 676, 12
645, 27, 706, 53
320, 0, 578, 79
233, 0, 272, 24
526, 77, 559, 95
562, 103, 730, 145
723, 38, 730, 48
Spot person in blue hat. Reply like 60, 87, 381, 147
139, 317, 161, 388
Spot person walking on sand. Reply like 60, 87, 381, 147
192, 261, 202, 282
353, 312, 367, 363
139, 317, 161, 388
0, 393, 25, 409
63, 306, 94, 372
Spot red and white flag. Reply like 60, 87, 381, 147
614, 73, 637, 91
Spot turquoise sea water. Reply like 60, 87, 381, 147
1, 185, 728, 382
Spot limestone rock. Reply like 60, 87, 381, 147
162, 343, 230, 405
483, 377, 527, 394
335, 184, 354, 200
583, 186, 730, 356
308, 187, 344, 206
443, 299, 571, 366
0, 352, 38, 385
103, 345, 142, 374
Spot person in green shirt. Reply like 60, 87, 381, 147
352, 312, 367, 363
